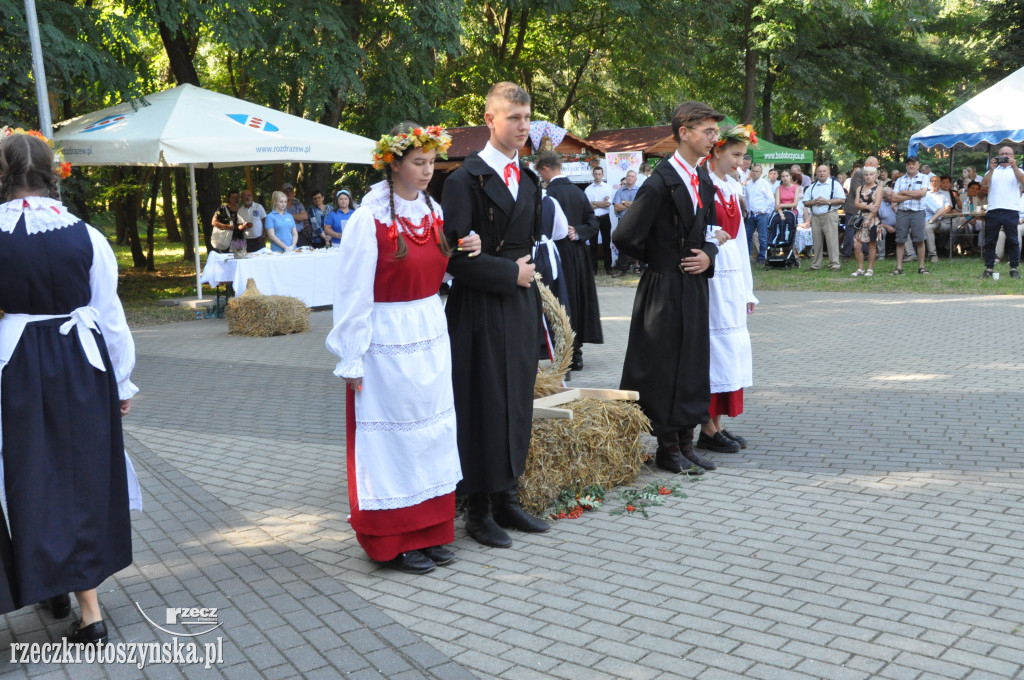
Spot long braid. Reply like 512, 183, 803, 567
423, 191, 451, 257
385, 166, 408, 259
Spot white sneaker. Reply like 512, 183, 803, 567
865, 269, 873, 277
851, 269, 864, 277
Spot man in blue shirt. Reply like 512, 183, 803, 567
611, 170, 640, 275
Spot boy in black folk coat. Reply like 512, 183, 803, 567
441, 82, 550, 547
613, 101, 726, 474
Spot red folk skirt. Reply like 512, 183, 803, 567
346, 390, 455, 561
709, 389, 743, 419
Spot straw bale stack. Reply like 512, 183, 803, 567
521, 398, 650, 514
226, 279, 310, 336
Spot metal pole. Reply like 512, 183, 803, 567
190, 163, 203, 299
23, 0, 53, 137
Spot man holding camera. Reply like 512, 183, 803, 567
980, 147, 1024, 279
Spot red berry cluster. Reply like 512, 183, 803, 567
555, 506, 585, 520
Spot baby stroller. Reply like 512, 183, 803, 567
765, 210, 799, 269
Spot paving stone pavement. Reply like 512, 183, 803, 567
5, 288, 1024, 679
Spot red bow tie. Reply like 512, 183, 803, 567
503, 162, 521, 187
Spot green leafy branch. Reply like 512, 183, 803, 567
610, 481, 691, 518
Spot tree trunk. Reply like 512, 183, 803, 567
113, 167, 127, 245
196, 163, 220, 251
761, 56, 776, 143
162, 168, 180, 242
740, 0, 759, 124
174, 167, 195, 262
308, 88, 343, 194
556, 47, 598, 127
158, 17, 220, 253
146, 171, 159, 271
124, 168, 151, 269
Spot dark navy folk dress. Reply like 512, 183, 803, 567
0, 197, 137, 614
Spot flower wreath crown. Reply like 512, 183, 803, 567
715, 124, 758, 148
372, 125, 452, 170
0, 125, 72, 179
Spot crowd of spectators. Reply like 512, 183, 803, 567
731, 153, 1024, 276
206, 152, 1023, 281
209, 182, 359, 254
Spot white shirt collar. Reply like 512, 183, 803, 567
670, 152, 699, 182
0, 196, 80, 235
479, 142, 519, 176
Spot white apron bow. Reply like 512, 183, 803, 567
532, 235, 562, 280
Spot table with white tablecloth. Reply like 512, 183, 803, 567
200, 249, 341, 307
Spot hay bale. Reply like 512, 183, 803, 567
520, 398, 651, 514
534, 276, 574, 398
226, 278, 310, 336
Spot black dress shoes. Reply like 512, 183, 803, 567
465, 494, 513, 548
696, 431, 741, 454
492, 487, 550, 533
681, 447, 718, 470
43, 594, 71, 620
569, 358, 584, 371
384, 551, 436, 574
67, 619, 108, 646
420, 545, 456, 566
719, 429, 747, 449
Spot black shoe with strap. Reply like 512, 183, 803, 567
420, 546, 456, 566
67, 620, 108, 646
383, 551, 436, 574
695, 431, 741, 454
719, 429, 747, 449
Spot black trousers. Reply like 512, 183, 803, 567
984, 209, 1020, 268
589, 214, 613, 273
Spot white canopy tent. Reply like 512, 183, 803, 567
54, 84, 376, 297
908, 66, 1024, 155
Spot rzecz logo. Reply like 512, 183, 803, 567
135, 603, 222, 637
227, 114, 279, 132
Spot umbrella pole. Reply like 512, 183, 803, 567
190, 163, 202, 299
24, 0, 52, 138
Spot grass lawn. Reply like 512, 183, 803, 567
594, 254, 1024, 295
98, 217, 213, 327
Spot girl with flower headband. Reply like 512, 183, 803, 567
326, 122, 481, 575
0, 131, 140, 644
695, 124, 759, 456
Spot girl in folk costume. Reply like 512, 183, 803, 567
696, 125, 759, 455
0, 130, 141, 644
326, 123, 481, 574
